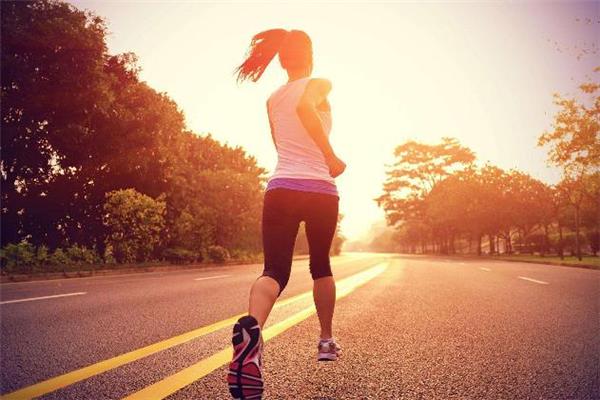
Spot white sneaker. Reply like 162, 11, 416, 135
317, 338, 341, 361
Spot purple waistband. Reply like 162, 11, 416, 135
266, 178, 339, 197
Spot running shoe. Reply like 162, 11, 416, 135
317, 338, 341, 361
228, 315, 264, 399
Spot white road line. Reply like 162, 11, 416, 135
479, 267, 491, 271
0, 292, 87, 305
193, 274, 231, 281
518, 276, 549, 285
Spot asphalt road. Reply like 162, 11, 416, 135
1, 253, 598, 399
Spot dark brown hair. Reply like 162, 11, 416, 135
235, 29, 313, 83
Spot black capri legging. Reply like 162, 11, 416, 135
261, 188, 339, 295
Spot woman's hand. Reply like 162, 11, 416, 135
326, 154, 346, 178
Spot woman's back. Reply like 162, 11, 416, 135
267, 77, 334, 184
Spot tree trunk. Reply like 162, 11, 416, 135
477, 235, 482, 256
542, 225, 549, 257
597, 194, 600, 256
505, 231, 512, 254
489, 234, 495, 255
558, 223, 564, 260
575, 205, 582, 261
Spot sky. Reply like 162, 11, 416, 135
71, 0, 599, 241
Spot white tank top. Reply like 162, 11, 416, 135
266, 77, 334, 184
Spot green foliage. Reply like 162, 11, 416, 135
163, 138, 265, 255
49, 248, 72, 269
1, 0, 114, 247
378, 138, 598, 256
294, 215, 346, 257
0, 241, 36, 273
103, 189, 166, 264
228, 249, 262, 264
376, 137, 475, 227
538, 69, 600, 174
0, 242, 100, 274
103, 245, 117, 265
162, 247, 199, 264
205, 245, 230, 264
65, 244, 98, 266
36, 245, 50, 267
170, 208, 213, 254
46, 245, 99, 272
1, 1, 265, 264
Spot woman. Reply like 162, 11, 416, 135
228, 29, 346, 400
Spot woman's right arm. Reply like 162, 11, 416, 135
296, 78, 346, 178
266, 99, 277, 150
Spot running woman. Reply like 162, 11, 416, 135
227, 29, 346, 399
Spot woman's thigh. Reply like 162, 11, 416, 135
261, 189, 301, 293
303, 193, 339, 279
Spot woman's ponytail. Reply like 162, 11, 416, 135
235, 29, 288, 83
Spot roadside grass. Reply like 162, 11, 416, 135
491, 254, 600, 268
0, 253, 314, 283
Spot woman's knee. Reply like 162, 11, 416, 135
260, 270, 290, 296
309, 261, 333, 281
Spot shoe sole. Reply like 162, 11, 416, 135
228, 321, 263, 399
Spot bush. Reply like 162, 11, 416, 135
0, 241, 36, 274
103, 189, 166, 263
49, 248, 72, 271
229, 249, 261, 263
0, 242, 100, 274
65, 245, 98, 270
562, 233, 588, 255
36, 245, 49, 269
205, 245, 230, 264
525, 233, 549, 254
587, 231, 599, 255
103, 245, 117, 265
162, 247, 199, 264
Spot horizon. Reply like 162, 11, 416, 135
70, 0, 598, 241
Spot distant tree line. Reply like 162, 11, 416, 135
0, 1, 345, 274
294, 216, 346, 257
376, 71, 599, 260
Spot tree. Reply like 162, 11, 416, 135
538, 68, 600, 175
294, 214, 345, 256
1, 0, 112, 246
376, 138, 475, 252
161, 132, 265, 255
103, 189, 166, 263
1, 1, 267, 263
538, 68, 599, 259
556, 175, 587, 260
580, 172, 600, 256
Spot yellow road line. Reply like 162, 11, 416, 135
122, 262, 388, 400
1, 258, 384, 400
